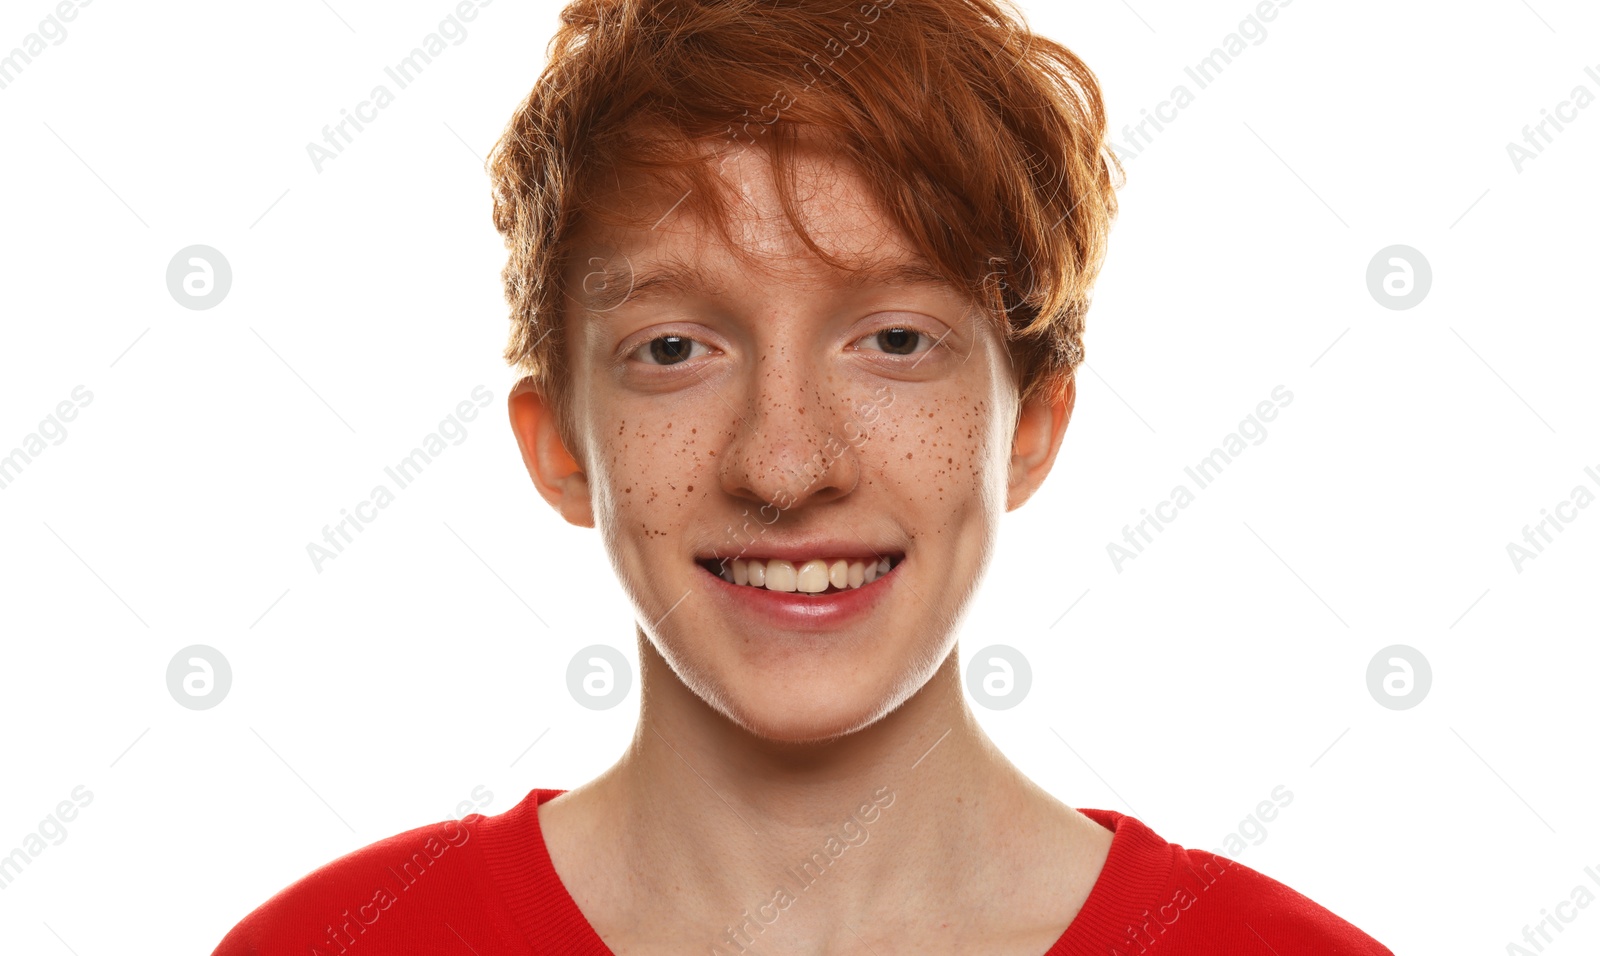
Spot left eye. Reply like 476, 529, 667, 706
854, 326, 933, 356
628, 334, 711, 366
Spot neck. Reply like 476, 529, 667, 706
567, 632, 1054, 934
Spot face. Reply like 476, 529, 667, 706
515, 143, 1070, 743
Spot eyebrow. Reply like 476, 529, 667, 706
579, 255, 955, 314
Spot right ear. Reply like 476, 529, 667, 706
507, 377, 594, 529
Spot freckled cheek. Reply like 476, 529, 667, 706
590, 428, 707, 532
869, 403, 993, 501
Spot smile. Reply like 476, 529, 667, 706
695, 554, 904, 595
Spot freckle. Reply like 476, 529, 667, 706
905, 452, 913, 460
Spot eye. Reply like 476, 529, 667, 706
627, 334, 712, 366
853, 325, 937, 357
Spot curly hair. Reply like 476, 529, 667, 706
487, 0, 1122, 434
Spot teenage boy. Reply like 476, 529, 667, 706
213, 0, 1394, 952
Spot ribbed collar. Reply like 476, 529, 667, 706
480, 789, 1176, 955
479, 788, 613, 954
1045, 808, 1177, 955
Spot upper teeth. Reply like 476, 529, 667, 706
717, 557, 893, 592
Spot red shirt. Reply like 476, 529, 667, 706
211, 787, 1393, 954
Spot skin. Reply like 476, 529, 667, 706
507, 143, 1111, 955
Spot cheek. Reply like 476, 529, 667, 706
591, 416, 714, 536
872, 395, 1002, 511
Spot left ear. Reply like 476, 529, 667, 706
1006, 375, 1075, 512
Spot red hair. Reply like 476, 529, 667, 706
487, 0, 1122, 428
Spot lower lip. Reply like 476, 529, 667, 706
698, 559, 902, 632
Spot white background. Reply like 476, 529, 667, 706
1, 0, 1596, 953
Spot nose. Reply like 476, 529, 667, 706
716, 344, 861, 514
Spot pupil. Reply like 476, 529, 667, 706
879, 328, 917, 355
650, 336, 692, 364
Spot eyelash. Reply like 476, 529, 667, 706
625, 333, 713, 367
853, 325, 939, 358
623, 323, 943, 367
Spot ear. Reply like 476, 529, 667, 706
507, 377, 595, 528
1006, 375, 1075, 512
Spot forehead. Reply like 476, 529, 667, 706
579, 252, 955, 314
566, 143, 961, 309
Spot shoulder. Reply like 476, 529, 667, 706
209, 814, 492, 956
1076, 809, 1393, 955
1171, 846, 1394, 954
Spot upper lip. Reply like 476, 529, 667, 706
695, 540, 904, 563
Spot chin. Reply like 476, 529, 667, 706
694, 660, 929, 745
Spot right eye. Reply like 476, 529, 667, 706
627, 334, 712, 366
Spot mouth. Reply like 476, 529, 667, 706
695, 553, 905, 596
